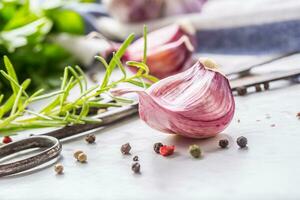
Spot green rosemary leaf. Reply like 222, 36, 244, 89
100, 33, 135, 89
3, 55, 19, 94
142, 74, 159, 83
73, 85, 99, 104
87, 102, 122, 108
0, 120, 68, 132
138, 77, 147, 89
0, 70, 30, 97
0, 111, 20, 129
10, 86, 22, 116
77, 116, 102, 124
76, 102, 89, 123
143, 25, 148, 64
31, 90, 64, 102
25, 110, 53, 120
126, 79, 151, 88
59, 76, 74, 112
110, 95, 135, 104
67, 66, 83, 92
126, 61, 150, 75
39, 96, 60, 114
112, 52, 127, 79
60, 67, 69, 91
95, 56, 109, 69
75, 65, 87, 91
0, 95, 15, 118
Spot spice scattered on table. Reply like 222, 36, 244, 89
270, 124, 276, 127
237, 136, 248, 148
121, 143, 131, 155
77, 153, 87, 163
219, 139, 229, 148
85, 134, 96, 144
153, 142, 163, 154
263, 82, 270, 90
159, 145, 175, 156
189, 144, 202, 158
296, 112, 300, 119
237, 86, 247, 96
133, 156, 139, 161
2, 136, 12, 144
74, 150, 84, 159
131, 162, 141, 174
255, 84, 262, 92
54, 164, 64, 174
237, 119, 241, 123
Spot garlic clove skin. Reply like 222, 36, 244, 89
127, 24, 196, 53
103, 0, 164, 23
137, 59, 235, 138
127, 24, 196, 78
128, 36, 194, 78
163, 0, 207, 16
103, 0, 207, 23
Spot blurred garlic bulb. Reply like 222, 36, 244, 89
113, 59, 235, 139
126, 24, 196, 78
103, 0, 164, 23
103, 0, 207, 23
164, 0, 207, 16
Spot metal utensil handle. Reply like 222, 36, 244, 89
0, 136, 61, 177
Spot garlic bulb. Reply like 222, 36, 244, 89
103, 0, 164, 23
126, 24, 195, 78
163, 0, 207, 16
103, 0, 207, 23
114, 59, 235, 139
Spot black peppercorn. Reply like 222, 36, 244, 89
219, 139, 229, 148
133, 156, 139, 161
153, 142, 163, 154
132, 162, 140, 173
255, 84, 262, 92
121, 143, 131, 154
85, 134, 96, 144
236, 87, 247, 96
263, 82, 270, 90
237, 136, 247, 148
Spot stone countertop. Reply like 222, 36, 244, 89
1, 51, 300, 199
1, 81, 300, 200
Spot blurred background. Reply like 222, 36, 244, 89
1, 0, 299, 95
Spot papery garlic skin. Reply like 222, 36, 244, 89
137, 60, 235, 138
103, 0, 164, 23
103, 0, 207, 23
164, 0, 207, 16
126, 24, 195, 78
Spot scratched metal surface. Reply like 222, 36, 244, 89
1, 54, 300, 200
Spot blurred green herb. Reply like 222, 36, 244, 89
0, 0, 86, 95
0, 27, 158, 135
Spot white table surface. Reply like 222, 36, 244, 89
1, 51, 300, 200
1, 79, 300, 200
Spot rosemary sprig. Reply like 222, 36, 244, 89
0, 28, 156, 135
